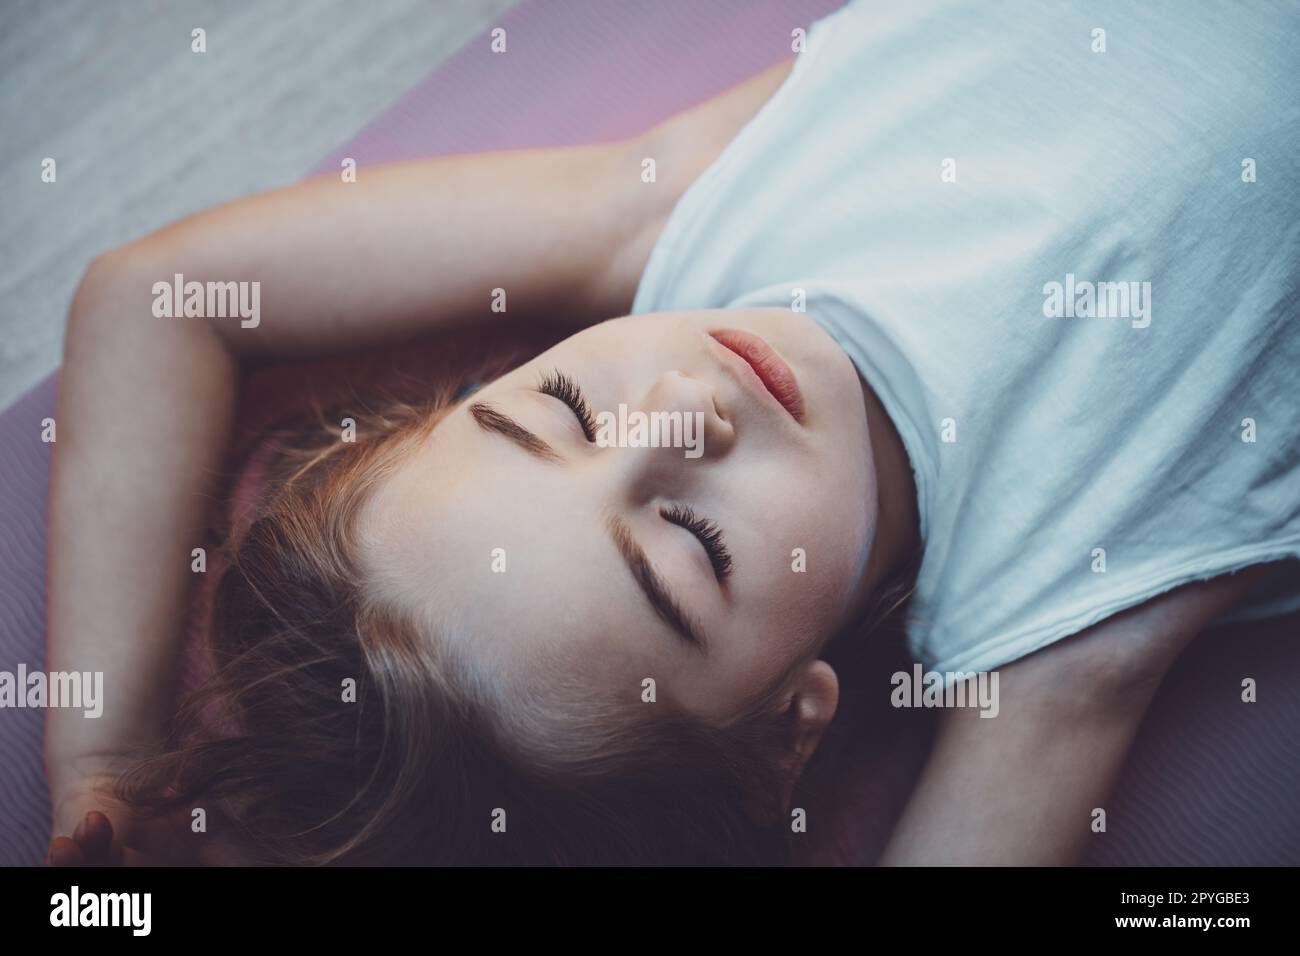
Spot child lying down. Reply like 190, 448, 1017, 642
45, 0, 1299, 865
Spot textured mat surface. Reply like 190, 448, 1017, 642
0, 375, 56, 866
2, 0, 1295, 866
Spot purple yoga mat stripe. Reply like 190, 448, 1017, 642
0, 374, 56, 865
1082, 619, 1300, 866
312, 0, 843, 172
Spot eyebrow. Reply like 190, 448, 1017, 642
605, 512, 710, 656
469, 401, 561, 462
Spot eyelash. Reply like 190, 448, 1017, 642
539, 369, 732, 582
538, 369, 597, 441
661, 504, 734, 581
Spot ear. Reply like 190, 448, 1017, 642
746, 659, 839, 825
779, 659, 839, 807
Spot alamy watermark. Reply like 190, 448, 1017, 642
595, 404, 704, 459
0, 666, 102, 718
152, 272, 260, 328
1042, 272, 1151, 329
50, 886, 151, 935
891, 663, 999, 718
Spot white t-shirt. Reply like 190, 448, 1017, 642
631, 0, 1300, 673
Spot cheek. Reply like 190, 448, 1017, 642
731, 530, 859, 656
769, 496, 872, 630
775, 554, 855, 633
746, 459, 873, 577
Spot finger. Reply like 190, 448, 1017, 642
46, 836, 86, 867
76, 811, 115, 861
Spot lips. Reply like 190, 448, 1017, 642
709, 329, 805, 422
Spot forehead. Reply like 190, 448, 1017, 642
362, 405, 691, 699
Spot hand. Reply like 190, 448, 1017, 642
47, 773, 204, 866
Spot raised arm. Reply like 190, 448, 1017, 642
43, 137, 652, 835
878, 565, 1270, 865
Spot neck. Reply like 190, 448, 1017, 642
856, 373, 920, 599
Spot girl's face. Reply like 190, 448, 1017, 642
364, 309, 877, 721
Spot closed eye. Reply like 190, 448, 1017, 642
537, 369, 597, 441
661, 504, 733, 581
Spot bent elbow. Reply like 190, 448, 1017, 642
65, 243, 172, 359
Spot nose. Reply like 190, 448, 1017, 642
596, 369, 736, 493
641, 369, 736, 459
